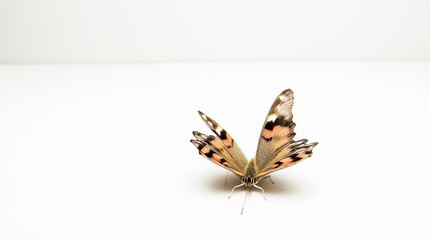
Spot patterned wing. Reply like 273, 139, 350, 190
196, 111, 248, 170
192, 131, 241, 170
255, 89, 297, 170
190, 139, 244, 177
255, 141, 318, 177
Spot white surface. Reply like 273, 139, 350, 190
0, 62, 430, 239
1, 0, 430, 63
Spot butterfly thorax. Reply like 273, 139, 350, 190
241, 159, 260, 187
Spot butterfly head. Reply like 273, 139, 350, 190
241, 176, 259, 187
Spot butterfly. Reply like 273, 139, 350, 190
190, 89, 318, 212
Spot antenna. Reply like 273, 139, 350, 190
228, 183, 244, 199
241, 188, 248, 215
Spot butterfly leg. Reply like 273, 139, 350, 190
261, 175, 282, 191
228, 183, 244, 199
269, 176, 275, 184
262, 175, 275, 184
253, 184, 267, 201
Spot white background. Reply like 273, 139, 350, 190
1, 0, 430, 239
1, 62, 430, 239
1, 0, 430, 63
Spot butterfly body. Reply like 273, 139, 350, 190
242, 160, 258, 187
191, 89, 318, 195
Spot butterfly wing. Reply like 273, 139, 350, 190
190, 139, 244, 177
254, 89, 317, 177
190, 111, 248, 176
196, 111, 248, 170
192, 131, 241, 170
255, 141, 318, 177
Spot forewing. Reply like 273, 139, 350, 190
255, 89, 296, 170
256, 142, 318, 178
190, 139, 244, 177
197, 111, 248, 170
192, 131, 243, 170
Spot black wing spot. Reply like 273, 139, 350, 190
264, 121, 275, 131
272, 161, 282, 168
204, 150, 214, 158
274, 117, 286, 126
264, 117, 291, 131
219, 129, 227, 140
290, 153, 302, 162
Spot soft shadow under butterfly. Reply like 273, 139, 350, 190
190, 89, 318, 214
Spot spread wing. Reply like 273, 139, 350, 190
255, 141, 318, 177
254, 89, 317, 177
190, 111, 248, 176
190, 139, 244, 177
